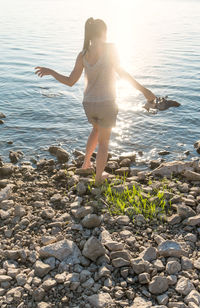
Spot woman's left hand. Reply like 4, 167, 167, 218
144, 89, 157, 102
35, 67, 52, 77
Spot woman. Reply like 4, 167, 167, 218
35, 17, 156, 184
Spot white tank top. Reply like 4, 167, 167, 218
83, 43, 118, 103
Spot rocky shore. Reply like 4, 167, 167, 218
0, 143, 200, 308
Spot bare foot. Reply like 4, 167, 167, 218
102, 172, 110, 180
95, 172, 110, 185
81, 162, 92, 169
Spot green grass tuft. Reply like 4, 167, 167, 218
102, 177, 170, 221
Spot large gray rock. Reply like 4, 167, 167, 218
39, 239, 81, 263
82, 236, 105, 261
175, 277, 194, 296
72, 206, 93, 219
166, 260, 181, 274
194, 140, 200, 154
0, 112, 6, 118
148, 276, 169, 294
112, 258, 130, 267
177, 204, 196, 219
0, 185, 14, 202
139, 246, 157, 261
110, 250, 131, 261
48, 146, 69, 163
131, 296, 152, 308
41, 207, 55, 220
150, 160, 198, 177
168, 214, 181, 225
181, 256, 193, 270
158, 240, 186, 258
34, 260, 51, 278
157, 293, 168, 306
0, 165, 13, 177
81, 214, 101, 228
41, 278, 57, 291
76, 168, 94, 176
76, 181, 87, 195
183, 170, 200, 181
116, 215, 130, 225
138, 272, 150, 284
0, 275, 13, 282
88, 293, 113, 307
105, 241, 124, 251
194, 259, 200, 270
184, 215, 200, 226
131, 257, 151, 274
185, 290, 200, 306
37, 303, 52, 308
9, 151, 23, 164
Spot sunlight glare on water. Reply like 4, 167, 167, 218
0, 0, 200, 163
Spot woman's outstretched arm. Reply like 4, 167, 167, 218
34, 52, 83, 87
116, 67, 156, 102
111, 44, 156, 101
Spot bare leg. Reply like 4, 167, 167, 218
82, 124, 99, 169
95, 126, 112, 184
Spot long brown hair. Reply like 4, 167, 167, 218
82, 17, 107, 55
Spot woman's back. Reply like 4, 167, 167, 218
82, 43, 118, 103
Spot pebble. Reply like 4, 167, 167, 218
166, 260, 181, 274
39, 239, 81, 263
116, 215, 130, 225
158, 240, 186, 258
81, 214, 101, 228
175, 277, 194, 296
34, 260, 51, 278
138, 272, 150, 284
0, 152, 200, 307
148, 276, 169, 294
88, 293, 113, 308
139, 246, 157, 261
131, 257, 150, 274
112, 258, 130, 267
177, 204, 196, 218
82, 236, 105, 261
185, 214, 200, 226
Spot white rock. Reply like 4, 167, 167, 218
148, 276, 169, 294
81, 214, 101, 228
16, 273, 27, 286
158, 240, 186, 258
0, 184, 14, 202
88, 293, 114, 308
131, 296, 152, 308
150, 160, 198, 177
157, 293, 169, 305
175, 277, 194, 296
166, 260, 181, 274
140, 246, 157, 261
34, 260, 51, 278
39, 239, 81, 263
185, 290, 200, 306
82, 236, 105, 262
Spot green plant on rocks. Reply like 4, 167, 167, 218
102, 177, 170, 222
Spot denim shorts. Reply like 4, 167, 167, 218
83, 100, 118, 128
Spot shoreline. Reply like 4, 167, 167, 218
1, 111, 200, 167
0, 147, 200, 307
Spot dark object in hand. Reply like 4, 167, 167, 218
144, 96, 181, 112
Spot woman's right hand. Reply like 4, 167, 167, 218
34, 67, 53, 78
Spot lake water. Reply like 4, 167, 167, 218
0, 0, 200, 165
